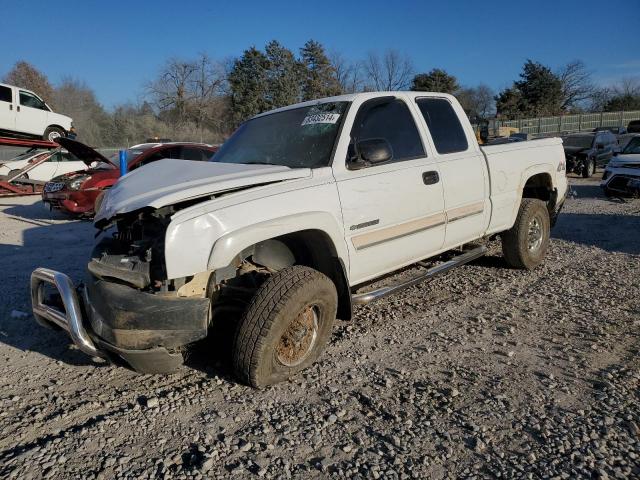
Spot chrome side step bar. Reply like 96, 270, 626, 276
351, 246, 487, 305
30, 267, 104, 358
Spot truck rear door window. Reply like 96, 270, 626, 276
416, 98, 468, 154
0, 86, 11, 103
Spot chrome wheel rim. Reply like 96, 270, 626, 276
527, 215, 544, 251
48, 131, 61, 141
276, 305, 319, 367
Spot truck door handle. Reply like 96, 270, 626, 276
9, 104, 12, 111
422, 171, 439, 185
16, 106, 20, 112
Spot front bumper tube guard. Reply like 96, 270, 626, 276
30, 267, 104, 358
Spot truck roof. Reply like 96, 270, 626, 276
253, 91, 457, 119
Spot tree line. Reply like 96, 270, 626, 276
3, 41, 640, 146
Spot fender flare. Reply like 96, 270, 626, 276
207, 211, 350, 273
508, 164, 556, 225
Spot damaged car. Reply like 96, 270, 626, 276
601, 134, 640, 197
562, 131, 617, 177
42, 139, 218, 215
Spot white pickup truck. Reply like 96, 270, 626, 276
31, 92, 567, 387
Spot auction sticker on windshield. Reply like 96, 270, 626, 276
301, 113, 341, 126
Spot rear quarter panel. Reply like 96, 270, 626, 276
481, 137, 567, 234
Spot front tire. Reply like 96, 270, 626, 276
43, 126, 64, 142
233, 266, 337, 388
501, 198, 550, 270
8, 169, 28, 180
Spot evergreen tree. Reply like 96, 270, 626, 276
265, 40, 302, 108
300, 40, 341, 101
411, 69, 459, 94
228, 47, 270, 124
514, 60, 562, 116
495, 86, 526, 118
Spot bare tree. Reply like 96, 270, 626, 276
474, 84, 495, 118
188, 54, 227, 140
455, 84, 495, 119
363, 50, 414, 91
146, 57, 198, 123
613, 76, 640, 97
557, 60, 595, 111
145, 54, 227, 139
54, 77, 111, 146
329, 51, 363, 93
3, 61, 55, 105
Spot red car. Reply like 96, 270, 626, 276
42, 139, 218, 215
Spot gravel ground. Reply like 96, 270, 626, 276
0, 175, 638, 479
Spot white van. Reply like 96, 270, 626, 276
0, 83, 74, 141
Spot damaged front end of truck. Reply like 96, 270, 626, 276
33, 203, 211, 373
30, 158, 312, 373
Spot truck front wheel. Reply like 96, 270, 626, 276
43, 126, 64, 142
501, 198, 550, 270
232, 266, 337, 388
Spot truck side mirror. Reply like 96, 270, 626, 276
596, 143, 604, 150
357, 138, 393, 165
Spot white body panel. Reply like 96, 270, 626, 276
96, 92, 568, 286
481, 138, 567, 235
0, 151, 88, 181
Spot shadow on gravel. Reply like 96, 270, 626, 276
1, 201, 83, 222
552, 212, 640, 255
569, 183, 606, 200
0, 201, 97, 367
470, 254, 508, 269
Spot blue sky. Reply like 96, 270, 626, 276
1, 0, 638, 108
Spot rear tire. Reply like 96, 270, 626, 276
43, 126, 64, 142
582, 158, 595, 178
233, 266, 337, 388
501, 198, 550, 270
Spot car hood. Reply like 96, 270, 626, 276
608, 153, 640, 167
95, 160, 311, 223
563, 146, 590, 155
55, 137, 115, 167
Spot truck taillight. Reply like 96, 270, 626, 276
557, 159, 566, 173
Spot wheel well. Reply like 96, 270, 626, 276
45, 124, 66, 133
270, 230, 352, 320
522, 173, 557, 214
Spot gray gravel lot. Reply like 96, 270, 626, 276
0, 175, 638, 479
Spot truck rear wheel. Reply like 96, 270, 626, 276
501, 198, 550, 270
232, 265, 337, 388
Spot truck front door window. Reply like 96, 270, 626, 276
349, 98, 424, 166
19, 91, 47, 110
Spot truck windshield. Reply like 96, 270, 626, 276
563, 136, 593, 149
212, 102, 350, 168
622, 137, 640, 154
